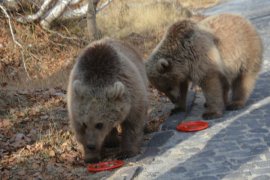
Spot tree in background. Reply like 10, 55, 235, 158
1, 0, 112, 39
87, 0, 101, 40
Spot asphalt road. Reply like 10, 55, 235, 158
109, 0, 270, 179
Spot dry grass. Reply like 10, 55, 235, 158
0, 0, 218, 179
0, 0, 219, 87
98, 1, 181, 38
95, 0, 197, 60
0, 19, 86, 90
97, 0, 218, 38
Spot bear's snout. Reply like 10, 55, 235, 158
84, 149, 101, 164
84, 156, 100, 164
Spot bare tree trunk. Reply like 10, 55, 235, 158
3, 0, 113, 30
87, 0, 101, 40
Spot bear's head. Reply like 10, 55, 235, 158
146, 57, 188, 103
145, 20, 196, 103
71, 80, 131, 163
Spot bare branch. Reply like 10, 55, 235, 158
40, 0, 72, 29
70, 0, 84, 5
13, 0, 113, 27
0, 4, 23, 48
61, 3, 88, 20
0, 4, 31, 79
17, 0, 56, 23
42, 27, 88, 44
61, 0, 112, 20
96, 0, 112, 12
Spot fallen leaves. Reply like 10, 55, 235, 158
0, 82, 170, 179
17, 169, 26, 176
1, 169, 10, 180
0, 13, 179, 179
49, 150, 56, 157
0, 119, 11, 128
12, 133, 31, 148
0, 88, 76, 177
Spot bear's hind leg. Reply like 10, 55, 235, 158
201, 73, 225, 119
227, 73, 257, 110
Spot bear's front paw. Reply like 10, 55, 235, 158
84, 157, 100, 164
117, 150, 139, 160
202, 111, 222, 120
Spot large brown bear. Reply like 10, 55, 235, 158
146, 14, 263, 119
67, 38, 148, 163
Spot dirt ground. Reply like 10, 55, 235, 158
0, 85, 171, 179
0, 19, 172, 180
0, 1, 217, 178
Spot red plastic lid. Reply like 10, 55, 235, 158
87, 160, 124, 172
177, 121, 209, 132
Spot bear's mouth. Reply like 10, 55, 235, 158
84, 156, 100, 164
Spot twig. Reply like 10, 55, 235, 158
61, 0, 113, 19
0, 5, 22, 48
0, 4, 31, 79
40, 0, 73, 29
17, 0, 56, 24
61, 3, 88, 20
96, 0, 113, 13
42, 27, 89, 44
70, 0, 84, 5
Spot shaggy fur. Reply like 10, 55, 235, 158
67, 38, 148, 163
146, 14, 263, 119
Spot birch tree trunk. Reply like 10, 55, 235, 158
86, 0, 101, 40
1, 0, 113, 31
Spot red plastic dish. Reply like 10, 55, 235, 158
87, 160, 124, 172
177, 121, 209, 132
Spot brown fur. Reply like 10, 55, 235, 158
146, 14, 263, 119
67, 38, 148, 163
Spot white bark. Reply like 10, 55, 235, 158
97, 0, 112, 12
17, 0, 56, 23
61, 3, 88, 20
61, 0, 112, 20
70, 0, 83, 5
40, 0, 72, 29
2, 0, 113, 29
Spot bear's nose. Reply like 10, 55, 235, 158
87, 144, 96, 150
84, 157, 99, 164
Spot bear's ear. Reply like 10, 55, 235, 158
106, 81, 126, 100
156, 58, 171, 73
73, 80, 83, 97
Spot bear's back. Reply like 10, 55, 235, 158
104, 39, 148, 86
200, 14, 263, 75
69, 38, 148, 108
74, 41, 121, 87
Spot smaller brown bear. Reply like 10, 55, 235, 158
67, 38, 148, 163
146, 14, 263, 119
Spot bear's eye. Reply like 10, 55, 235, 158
95, 123, 103, 130
82, 122, 87, 129
166, 87, 172, 91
